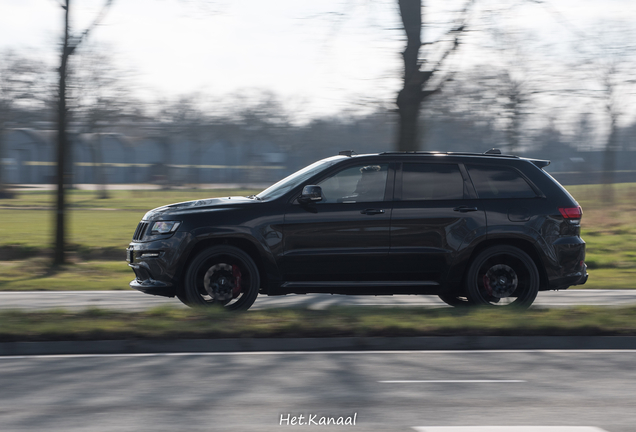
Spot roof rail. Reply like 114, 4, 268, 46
378, 150, 519, 158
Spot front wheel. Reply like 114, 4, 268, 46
465, 245, 539, 308
184, 245, 260, 311
438, 293, 470, 307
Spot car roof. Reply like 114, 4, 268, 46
337, 149, 550, 168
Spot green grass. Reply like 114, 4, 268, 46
0, 188, 260, 211
0, 259, 132, 291
0, 209, 144, 251
0, 184, 635, 290
565, 183, 636, 289
2, 305, 636, 342
0, 188, 258, 254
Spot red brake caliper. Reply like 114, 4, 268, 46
231, 265, 242, 298
482, 275, 493, 296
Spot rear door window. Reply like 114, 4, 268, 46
401, 163, 464, 200
466, 165, 537, 199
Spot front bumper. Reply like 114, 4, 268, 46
129, 276, 174, 296
126, 234, 188, 298
128, 261, 175, 297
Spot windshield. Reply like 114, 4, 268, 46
256, 156, 344, 201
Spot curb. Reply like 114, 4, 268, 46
1, 336, 636, 356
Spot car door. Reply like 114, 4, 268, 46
389, 161, 486, 284
281, 162, 394, 284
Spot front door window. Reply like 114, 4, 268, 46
318, 164, 389, 203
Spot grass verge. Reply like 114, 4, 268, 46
0, 259, 132, 291
2, 305, 636, 342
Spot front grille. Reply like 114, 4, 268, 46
133, 222, 150, 241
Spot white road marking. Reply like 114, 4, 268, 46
353, 303, 446, 306
380, 380, 526, 383
0, 349, 635, 360
412, 427, 608, 432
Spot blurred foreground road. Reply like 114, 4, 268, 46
0, 350, 633, 431
0, 289, 636, 311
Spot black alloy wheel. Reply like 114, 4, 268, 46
465, 245, 539, 308
184, 245, 260, 311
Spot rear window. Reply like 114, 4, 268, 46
466, 165, 537, 199
402, 163, 464, 200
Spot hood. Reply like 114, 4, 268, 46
143, 196, 255, 219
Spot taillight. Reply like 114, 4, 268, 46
559, 206, 582, 220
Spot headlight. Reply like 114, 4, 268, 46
150, 221, 181, 234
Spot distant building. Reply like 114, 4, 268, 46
2, 128, 288, 186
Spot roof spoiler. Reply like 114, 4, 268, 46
529, 158, 550, 169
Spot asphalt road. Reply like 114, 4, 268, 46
0, 350, 634, 431
1, 289, 636, 311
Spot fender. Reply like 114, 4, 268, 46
441, 226, 544, 294
175, 223, 284, 294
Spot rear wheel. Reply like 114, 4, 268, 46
465, 245, 539, 308
184, 245, 260, 311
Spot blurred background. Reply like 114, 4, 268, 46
1, 0, 634, 190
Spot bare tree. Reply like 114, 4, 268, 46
0, 52, 49, 198
528, 4, 636, 200
155, 95, 209, 187
54, 0, 113, 266
599, 59, 626, 203
72, 45, 140, 198
395, 0, 473, 151
579, 26, 635, 203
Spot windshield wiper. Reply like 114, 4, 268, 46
246, 195, 262, 200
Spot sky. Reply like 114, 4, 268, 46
1, 0, 635, 121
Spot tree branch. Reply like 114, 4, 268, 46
71, 0, 114, 49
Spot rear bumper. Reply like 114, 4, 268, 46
548, 263, 588, 290
575, 266, 589, 285
544, 235, 587, 290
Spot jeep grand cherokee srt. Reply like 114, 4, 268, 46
127, 150, 588, 310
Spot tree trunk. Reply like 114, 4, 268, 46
602, 120, 618, 204
97, 134, 109, 199
0, 130, 10, 199
54, 0, 71, 266
396, 0, 423, 152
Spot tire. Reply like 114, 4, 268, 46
438, 292, 470, 307
465, 245, 539, 308
175, 289, 193, 307
184, 245, 260, 311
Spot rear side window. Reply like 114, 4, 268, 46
402, 163, 464, 200
466, 165, 537, 199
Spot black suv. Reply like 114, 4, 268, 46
127, 150, 587, 310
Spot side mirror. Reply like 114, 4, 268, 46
298, 185, 323, 204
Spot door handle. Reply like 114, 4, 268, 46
361, 208, 385, 215
453, 206, 478, 213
